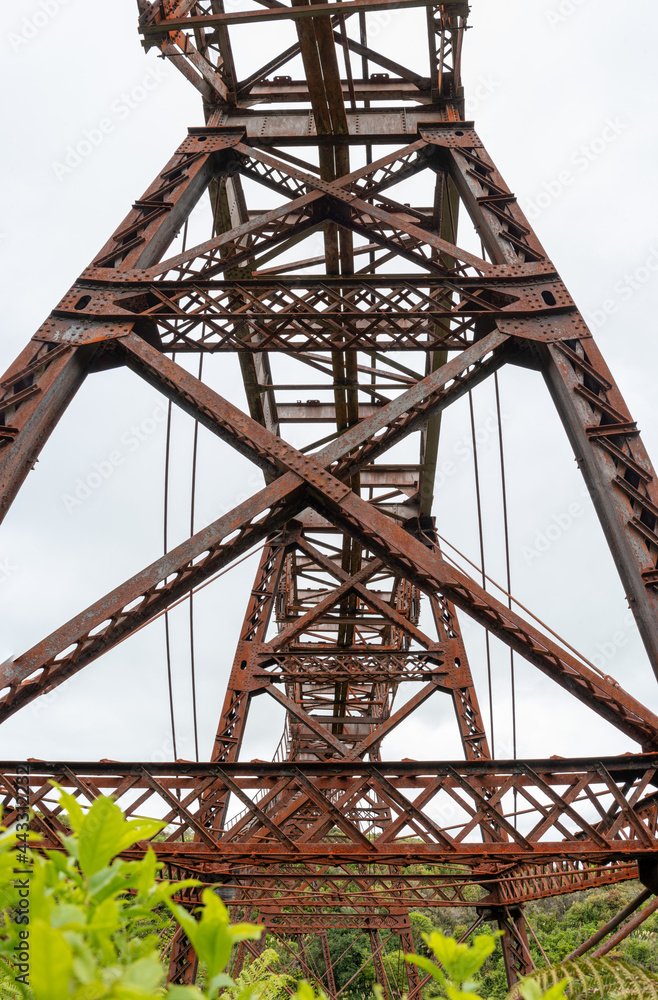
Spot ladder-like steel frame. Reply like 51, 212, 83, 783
1, 0, 658, 991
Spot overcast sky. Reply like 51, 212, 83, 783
1, 0, 658, 772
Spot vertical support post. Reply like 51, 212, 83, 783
496, 907, 535, 987
320, 932, 338, 998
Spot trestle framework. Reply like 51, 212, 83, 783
2, 0, 658, 992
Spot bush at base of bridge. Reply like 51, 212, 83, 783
0, 789, 627, 1000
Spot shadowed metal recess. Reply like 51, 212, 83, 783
1, 0, 658, 993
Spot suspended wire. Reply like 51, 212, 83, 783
468, 390, 495, 753
182, 185, 223, 760
188, 352, 203, 762
493, 372, 517, 833
161, 219, 189, 761
494, 372, 516, 762
434, 531, 610, 680
163, 396, 178, 760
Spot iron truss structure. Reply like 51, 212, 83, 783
2, 0, 658, 993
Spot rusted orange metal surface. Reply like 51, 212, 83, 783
1, 0, 658, 992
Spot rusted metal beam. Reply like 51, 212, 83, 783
141, 0, 468, 35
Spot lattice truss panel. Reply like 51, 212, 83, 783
1, 0, 658, 993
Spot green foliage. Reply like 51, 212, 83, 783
406, 930, 543, 1000
222, 948, 290, 1000
508, 956, 658, 1000
164, 889, 262, 997
0, 791, 653, 1000
0, 789, 183, 1000
0, 789, 257, 1000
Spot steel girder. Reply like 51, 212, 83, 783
2, 0, 658, 992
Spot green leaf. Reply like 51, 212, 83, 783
537, 983, 568, 1000
118, 955, 165, 992
293, 984, 318, 1000
77, 796, 129, 876
207, 971, 235, 993
136, 847, 158, 897
154, 879, 201, 904
75, 796, 165, 878
44, 849, 77, 879
30, 920, 73, 1000
88, 896, 120, 935
195, 920, 233, 979
51, 783, 85, 833
166, 987, 208, 1000
59, 833, 79, 862
518, 983, 543, 1000
518, 979, 568, 1000
87, 864, 135, 902
228, 921, 264, 943
423, 931, 497, 985
165, 899, 199, 945
446, 987, 485, 1000
50, 903, 86, 928
405, 953, 446, 983
116, 817, 168, 855
71, 942, 97, 986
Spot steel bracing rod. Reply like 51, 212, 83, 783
91, 141, 218, 272
566, 887, 652, 959
320, 932, 338, 998
4, 329, 656, 746
223, 17, 433, 109
114, 333, 355, 502
442, 132, 658, 677
320, 331, 512, 472
233, 138, 432, 203
494, 907, 535, 987
4, 757, 657, 862
140, 0, 466, 33
210, 540, 287, 770
231, 139, 494, 272
281, 537, 440, 649
100, 320, 626, 740
201, 862, 637, 907
258, 651, 445, 681
0, 331, 502, 717
428, 592, 491, 761
487, 860, 639, 907
266, 555, 385, 649
590, 894, 658, 958
138, 0, 233, 105
306, 485, 658, 748
159, 34, 224, 103
57, 282, 543, 353
266, 678, 441, 763
251, 761, 650, 853
0, 476, 309, 719
0, 341, 91, 525
142, 192, 322, 280
130, 140, 494, 281
204, 167, 280, 445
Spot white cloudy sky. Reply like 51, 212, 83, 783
1, 0, 657, 769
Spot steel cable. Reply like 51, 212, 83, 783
163, 394, 178, 760
468, 390, 495, 753
494, 372, 518, 828
188, 351, 203, 762
434, 532, 609, 679
162, 219, 189, 762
